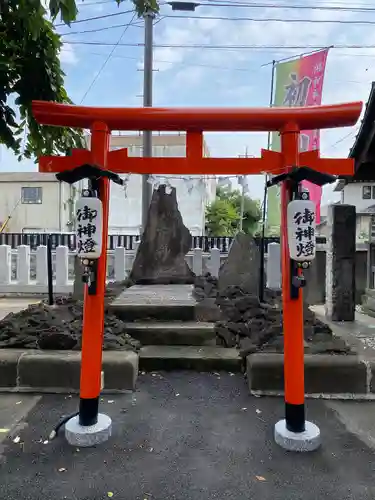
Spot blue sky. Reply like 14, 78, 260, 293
2, 0, 375, 203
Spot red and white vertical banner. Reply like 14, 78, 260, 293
299, 49, 329, 223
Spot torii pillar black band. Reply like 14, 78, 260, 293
285, 402, 305, 433
79, 397, 99, 427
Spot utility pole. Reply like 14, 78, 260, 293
238, 147, 250, 232
141, 9, 155, 233
239, 178, 245, 232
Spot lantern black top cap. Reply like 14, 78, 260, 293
55, 164, 124, 185
168, 1, 199, 11
266, 166, 336, 188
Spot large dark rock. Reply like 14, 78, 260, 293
211, 284, 352, 358
217, 232, 260, 294
0, 282, 139, 351
193, 273, 218, 302
130, 185, 195, 285
38, 331, 78, 350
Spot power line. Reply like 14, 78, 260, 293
61, 47, 281, 75
59, 20, 143, 36
76, 0, 113, 6
204, 0, 375, 4
58, 12, 375, 35
56, 0, 375, 29
60, 46, 375, 84
75, 0, 375, 8
79, 12, 137, 104
198, 0, 375, 12
54, 9, 134, 27
65, 41, 375, 50
161, 13, 375, 25
328, 130, 358, 150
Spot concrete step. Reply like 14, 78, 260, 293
110, 284, 196, 321
139, 345, 242, 372
124, 321, 216, 346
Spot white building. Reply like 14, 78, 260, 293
87, 133, 216, 236
318, 179, 375, 242
325, 82, 375, 242
0, 172, 75, 233
0, 133, 216, 235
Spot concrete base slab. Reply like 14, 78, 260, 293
110, 285, 197, 321
274, 419, 321, 452
65, 413, 112, 447
124, 321, 215, 345
0, 349, 139, 393
247, 353, 367, 395
139, 345, 242, 372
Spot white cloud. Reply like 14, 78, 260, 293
4, 0, 375, 206
60, 42, 79, 65
146, 1, 375, 202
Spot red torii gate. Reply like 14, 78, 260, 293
32, 100, 362, 449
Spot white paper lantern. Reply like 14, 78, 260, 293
287, 199, 316, 262
75, 196, 103, 260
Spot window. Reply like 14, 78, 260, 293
363, 185, 372, 200
21, 187, 43, 204
299, 134, 309, 153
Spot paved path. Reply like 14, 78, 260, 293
1, 372, 375, 499
0, 298, 41, 320
312, 305, 375, 358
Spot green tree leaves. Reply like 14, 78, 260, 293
1, 0, 158, 161
205, 185, 261, 236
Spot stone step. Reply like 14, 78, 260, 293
113, 304, 196, 322
124, 322, 216, 346
139, 345, 242, 372
110, 284, 196, 321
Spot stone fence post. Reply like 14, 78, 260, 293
193, 247, 203, 276
210, 247, 220, 277
17, 245, 30, 285
266, 242, 281, 290
0, 245, 11, 284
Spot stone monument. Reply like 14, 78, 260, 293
72, 255, 85, 300
217, 232, 260, 294
325, 204, 356, 321
130, 185, 195, 285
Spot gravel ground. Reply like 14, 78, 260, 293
0, 372, 375, 500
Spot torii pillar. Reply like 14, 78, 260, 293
32, 100, 362, 450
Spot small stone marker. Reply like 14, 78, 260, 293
218, 232, 260, 294
72, 255, 85, 301
130, 185, 195, 285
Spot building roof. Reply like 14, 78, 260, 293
0, 172, 57, 183
349, 82, 375, 161
334, 82, 375, 190
359, 203, 375, 215
85, 132, 211, 157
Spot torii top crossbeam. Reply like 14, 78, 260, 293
32, 101, 361, 132
32, 100, 363, 178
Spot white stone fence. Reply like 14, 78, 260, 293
0, 242, 280, 295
